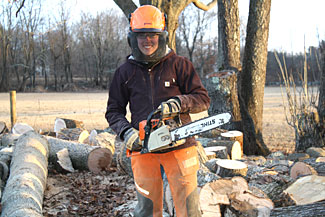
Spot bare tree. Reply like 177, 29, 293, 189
239, 0, 271, 155
17, 0, 42, 91
48, 26, 62, 91
58, 1, 72, 84
177, 4, 217, 77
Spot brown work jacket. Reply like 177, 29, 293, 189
105, 50, 210, 150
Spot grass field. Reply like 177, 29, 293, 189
0, 86, 295, 153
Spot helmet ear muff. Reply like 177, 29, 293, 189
164, 13, 168, 31
127, 31, 131, 47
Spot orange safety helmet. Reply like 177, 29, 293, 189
130, 5, 166, 32
128, 5, 168, 62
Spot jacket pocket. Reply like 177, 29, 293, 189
173, 146, 199, 177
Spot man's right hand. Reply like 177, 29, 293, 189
123, 128, 142, 151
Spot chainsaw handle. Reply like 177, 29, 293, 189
141, 109, 161, 154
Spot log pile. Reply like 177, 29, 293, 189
0, 120, 324, 216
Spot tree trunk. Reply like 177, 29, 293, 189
205, 70, 241, 130
239, 0, 271, 156
215, 0, 241, 128
270, 201, 325, 217
1, 131, 49, 217
46, 137, 113, 173
317, 41, 325, 147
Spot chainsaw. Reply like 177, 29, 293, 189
136, 109, 232, 154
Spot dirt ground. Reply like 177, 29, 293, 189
0, 86, 295, 153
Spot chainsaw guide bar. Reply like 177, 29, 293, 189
170, 113, 231, 141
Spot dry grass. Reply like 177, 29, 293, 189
0, 87, 295, 153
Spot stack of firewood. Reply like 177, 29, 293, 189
0, 120, 324, 217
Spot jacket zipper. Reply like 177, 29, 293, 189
148, 68, 155, 111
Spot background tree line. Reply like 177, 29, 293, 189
0, 1, 322, 93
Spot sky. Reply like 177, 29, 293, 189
54, 0, 325, 54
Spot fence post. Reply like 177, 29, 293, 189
10, 90, 17, 129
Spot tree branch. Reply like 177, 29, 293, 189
113, 0, 138, 18
192, 0, 218, 11
16, 0, 26, 17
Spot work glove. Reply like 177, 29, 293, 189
123, 128, 142, 151
158, 98, 181, 118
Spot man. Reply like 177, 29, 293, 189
105, 5, 210, 217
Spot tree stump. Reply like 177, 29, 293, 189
201, 139, 242, 160
216, 159, 248, 177
204, 146, 228, 159
1, 131, 49, 217
221, 130, 243, 158
204, 70, 240, 130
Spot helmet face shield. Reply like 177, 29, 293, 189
128, 31, 168, 63
128, 5, 168, 62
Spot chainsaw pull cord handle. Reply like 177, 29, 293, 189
141, 109, 160, 154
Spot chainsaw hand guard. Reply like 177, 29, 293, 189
158, 98, 181, 118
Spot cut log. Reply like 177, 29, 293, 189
0, 121, 8, 134
270, 200, 325, 217
216, 159, 248, 177
228, 191, 274, 217
54, 117, 84, 129
56, 148, 75, 173
198, 128, 227, 138
221, 130, 243, 158
316, 156, 325, 162
1, 131, 49, 217
205, 151, 216, 160
197, 167, 221, 188
204, 146, 228, 159
0, 147, 13, 197
203, 139, 242, 160
199, 176, 249, 216
197, 141, 209, 164
204, 158, 219, 173
54, 118, 66, 136
116, 142, 133, 177
11, 123, 34, 135
0, 133, 20, 147
283, 175, 325, 205
56, 128, 89, 143
303, 158, 325, 175
289, 161, 318, 179
0, 147, 13, 180
47, 137, 113, 173
306, 147, 325, 158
